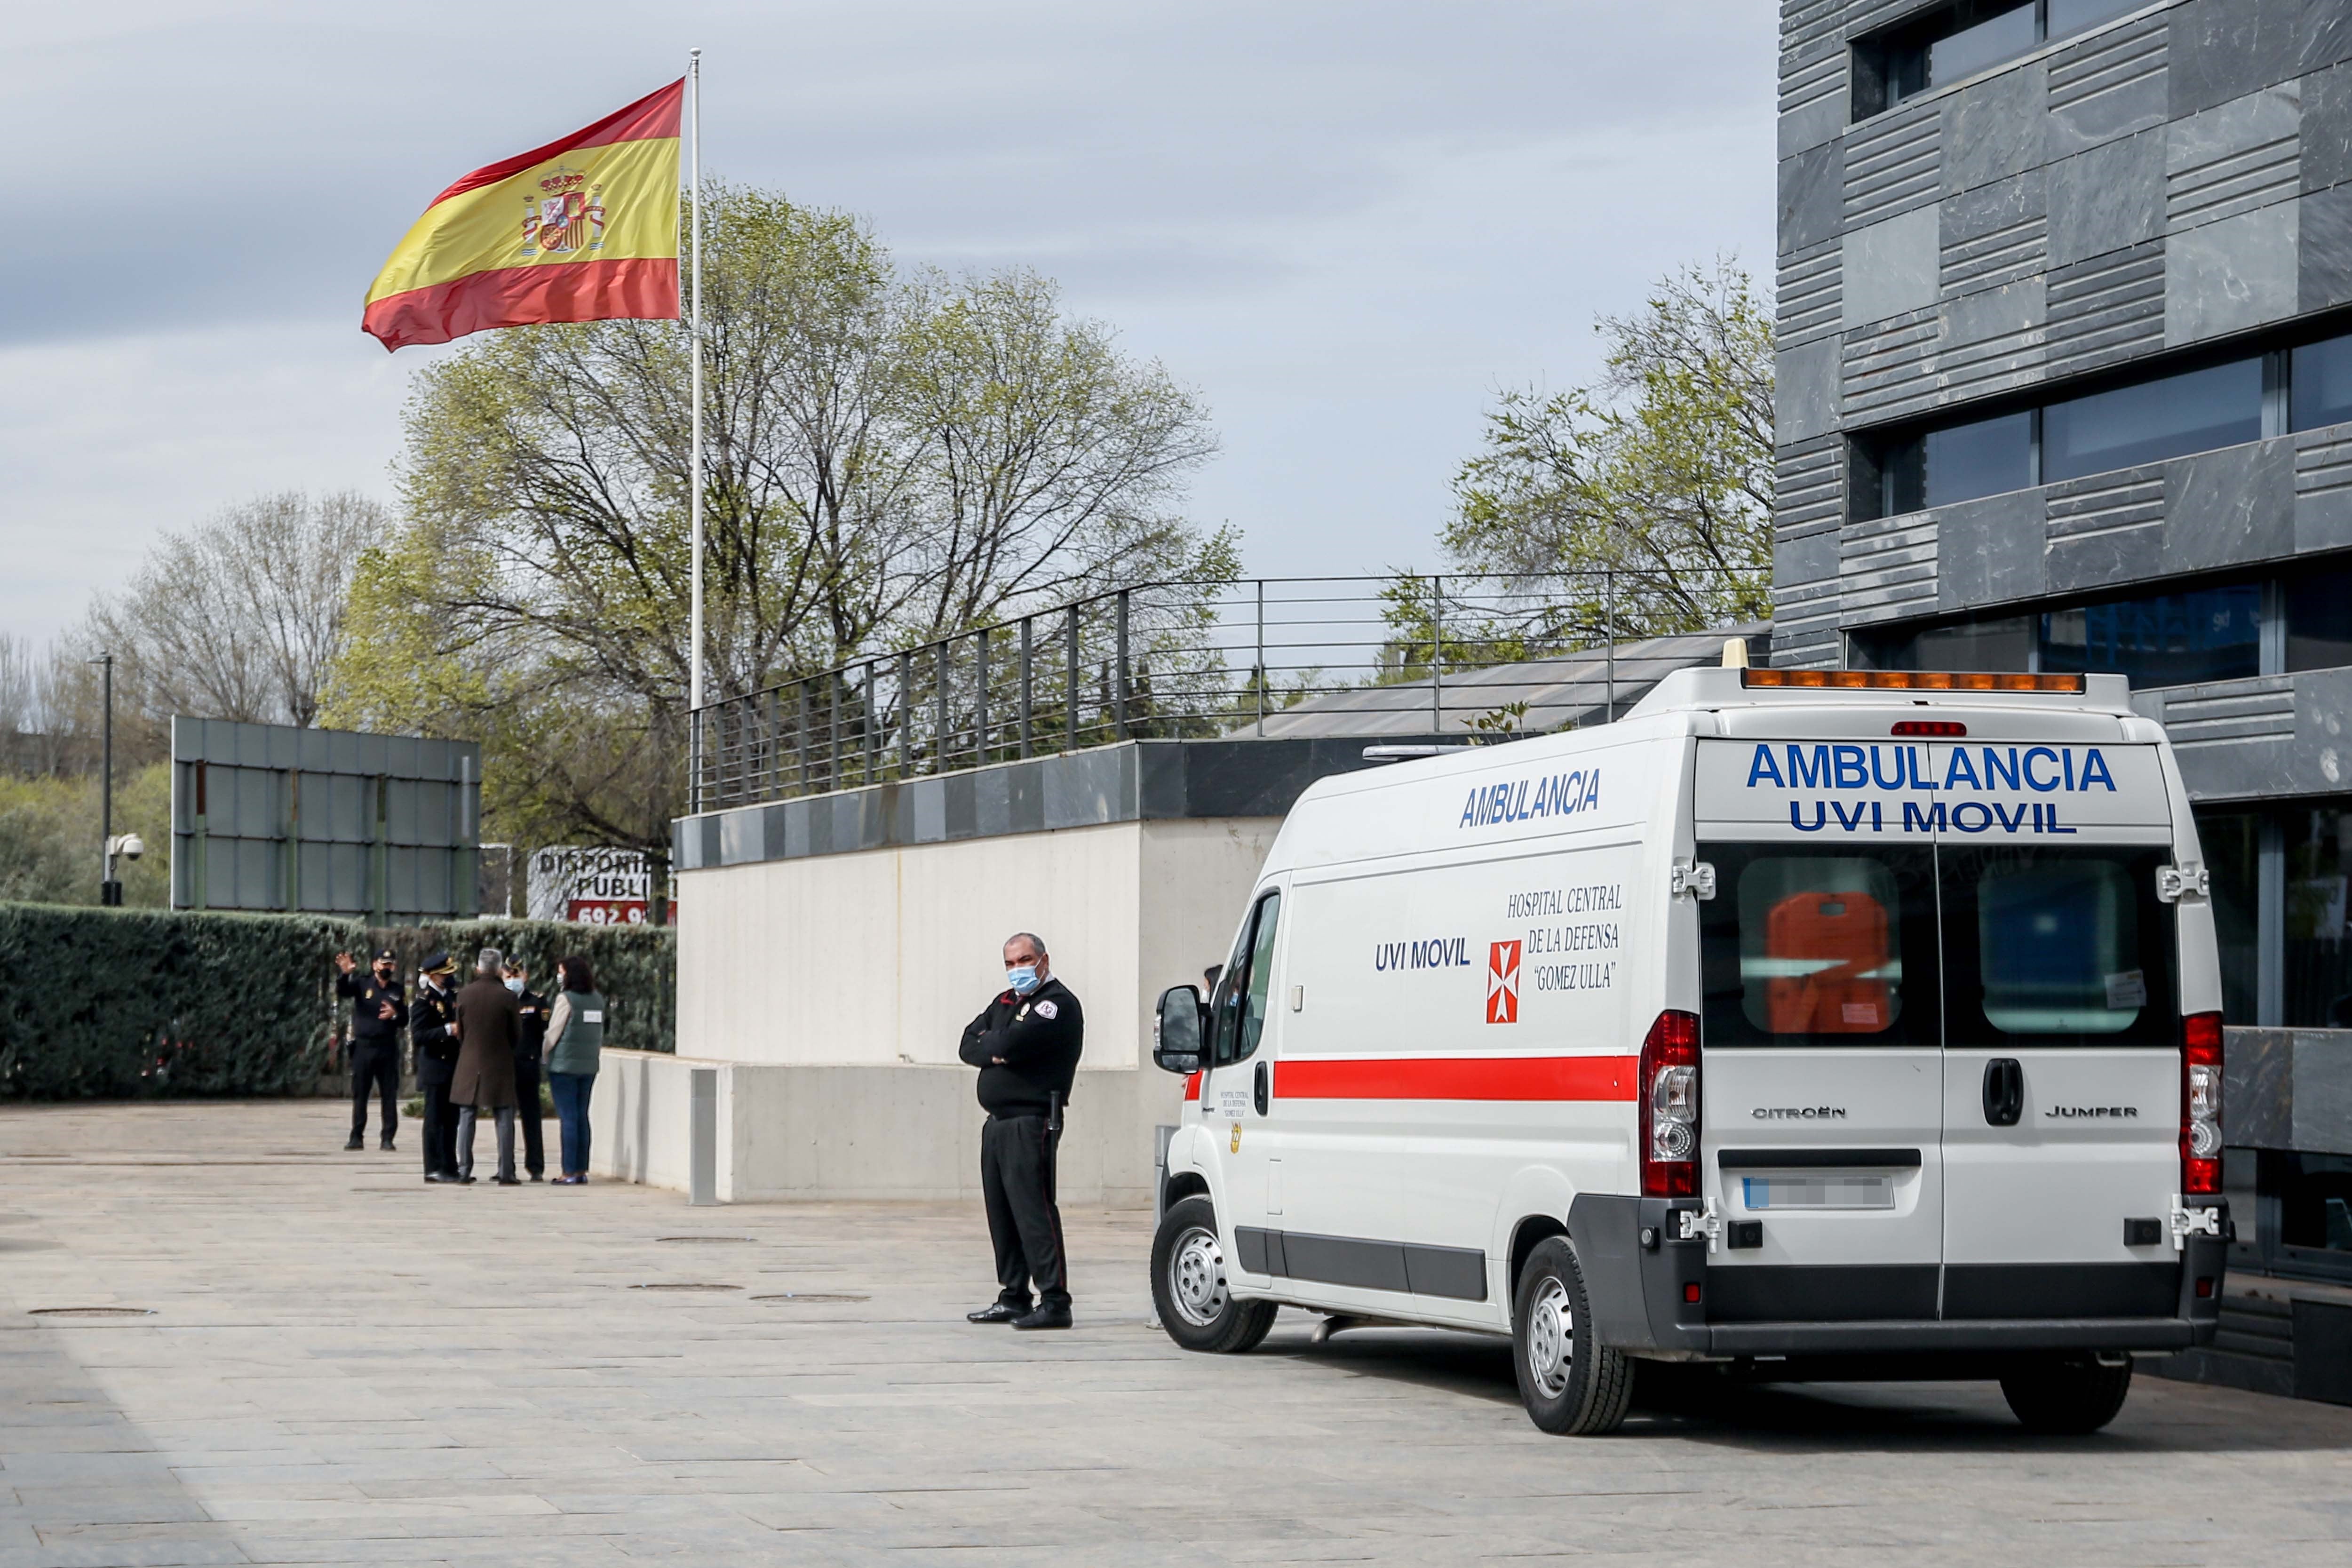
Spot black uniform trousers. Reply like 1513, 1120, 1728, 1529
349, 1041, 399, 1142
514, 1061, 546, 1177
980, 1113, 1069, 1311
418, 1075, 459, 1178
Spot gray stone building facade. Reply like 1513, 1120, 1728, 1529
1772, 0, 2352, 1387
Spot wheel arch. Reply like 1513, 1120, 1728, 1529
1505, 1213, 1570, 1327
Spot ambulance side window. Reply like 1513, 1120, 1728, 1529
1213, 891, 1282, 1067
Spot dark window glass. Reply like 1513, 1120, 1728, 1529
1880, 435, 1925, 516
1940, 845, 2178, 1049
1923, 409, 2034, 506
1929, 3, 2038, 83
1855, 615, 2034, 673
2042, 358, 2262, 481
1211, 891, 1280, 1065
1697, 844, 1943, 1049
2293, 333, 2352, 431
2047, 0, 2145, 40
2039, 585, 2261, 687
2283, 808, 2352, 1029
2287, 561, 2352, 671
2272, 1152, 2352, 1257
2196, 809, 2261, 1027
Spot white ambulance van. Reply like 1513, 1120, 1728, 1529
1148, 663, 2229, 1435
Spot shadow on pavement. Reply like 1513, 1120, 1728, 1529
1256, 1317, 2352, 1454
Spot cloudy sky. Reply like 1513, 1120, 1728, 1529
0, 1, 1774, 646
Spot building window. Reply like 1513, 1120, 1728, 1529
1846, 324, 2352, 524
2041, 358, 2263, 482
2292, 332, 2352, 431
2285, 807, 2352, 1027
2039, 584, 2263, 688
1854, 0, 2148, 119
2201, 809, 2262, 1028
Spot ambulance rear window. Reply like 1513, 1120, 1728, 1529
1698, 845, 1943, 1049
1942, 845, 2177, 1047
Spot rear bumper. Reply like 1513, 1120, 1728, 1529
1568, 1193, 2228, 1361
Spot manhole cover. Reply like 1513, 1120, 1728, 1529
631, 1283, 741, 1291
656, 1235, 752, 1243
751, 1293, 869, 1303
30, 1307, 153, 1318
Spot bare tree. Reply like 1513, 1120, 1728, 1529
86, 491, 394, 729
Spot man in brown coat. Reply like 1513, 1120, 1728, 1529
451, 947, 524, 1186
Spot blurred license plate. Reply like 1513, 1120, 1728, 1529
1740, 1174, 1894, 1210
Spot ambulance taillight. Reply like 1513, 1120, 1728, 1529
2182, 1011, 2224, 1196
1640, 1010, 1701, 1198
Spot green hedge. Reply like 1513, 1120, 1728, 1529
363, 919, 675, 1057
0, 904, 674, 1101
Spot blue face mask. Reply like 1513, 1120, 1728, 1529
504, 978, 525, 994
1007, 964, 1040, 996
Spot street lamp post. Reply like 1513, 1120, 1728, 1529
88, 652, 141, 906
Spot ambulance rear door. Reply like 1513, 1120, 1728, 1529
1930, 740, 2186, 1319
1693, 737, 1947, 1324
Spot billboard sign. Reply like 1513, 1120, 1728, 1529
528, 846, 673, 924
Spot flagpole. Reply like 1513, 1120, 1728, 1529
687, 48, 705, 812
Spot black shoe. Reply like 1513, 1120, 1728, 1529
966, 1303, 1029, 1324
424, 1172, 461, 1184
381, 1138, 396, 1152
1011, 1305, 1073, 1331
458, 1175, 477, 1185
494, 1175, 521, 1186
529, 1173, 544, 1182
345, 1136, 365, 1151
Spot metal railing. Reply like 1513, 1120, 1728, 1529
687, 570, 1762, 812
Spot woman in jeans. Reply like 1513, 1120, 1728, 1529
543, 956, 606, 1185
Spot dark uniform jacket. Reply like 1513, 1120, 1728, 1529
450, 978, 523, 1109
958, 977, 1083, 1119
513, 987, 549, 1081
410, 981, 459, 1085
337, 970, 406, 1045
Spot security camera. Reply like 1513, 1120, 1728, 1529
110, 834, 144, 861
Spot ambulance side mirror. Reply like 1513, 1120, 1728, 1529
1153, 985, 1205, 1074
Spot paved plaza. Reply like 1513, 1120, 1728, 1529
2, 1101, 2350, 1566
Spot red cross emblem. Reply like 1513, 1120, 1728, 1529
1486, 940, 1521, 1025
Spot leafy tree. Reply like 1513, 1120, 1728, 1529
323, 184, 1226, 876
1442, 259, 1773, 640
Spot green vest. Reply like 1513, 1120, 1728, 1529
551, 989, 605, 1075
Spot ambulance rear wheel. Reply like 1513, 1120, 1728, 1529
1152, 1197, 1277, 1353
1512, 1237, 1634, 1435
2000, 1354, 2133, 1434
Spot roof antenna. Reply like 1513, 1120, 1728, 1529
1720, 637, 1750, 670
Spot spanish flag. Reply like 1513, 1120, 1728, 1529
363, 80, 683, 351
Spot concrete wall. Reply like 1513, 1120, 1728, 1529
604, 813, 1282, 1202
589, 1049, 1189, 1204
1772, 0, 2352, 685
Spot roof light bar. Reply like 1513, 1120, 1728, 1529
1740, 669, 2086, 694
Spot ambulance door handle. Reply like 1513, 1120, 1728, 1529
1254, 1060, 1270, 1116
1982, 1058, 2024, 1127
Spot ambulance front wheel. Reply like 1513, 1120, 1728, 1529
1512, 1236, 1635, 1435
1152, 1196, 1277, 1353
1999, 1353, 2133, 1434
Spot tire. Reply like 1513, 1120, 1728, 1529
1511, 1236, 1635, 1435
2000, 1354, 2133, 1434
1152, 1196, 1278, 1353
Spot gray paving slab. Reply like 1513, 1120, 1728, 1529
1, 1099, 2350, 1565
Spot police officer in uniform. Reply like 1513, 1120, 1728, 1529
958, 931, 1083, 1330
334, 947, 405, 1151
410, 952, 463, 1183
504, 961, 550, 1181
